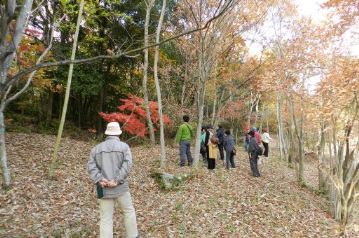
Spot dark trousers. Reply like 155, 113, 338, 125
225, 150, 235, 169
200, 145, 207, 163
201, 151, 207, 163
179, 140, 192, 166
249, 153, 260, 177
263, 142, 269, 157
218, 143, 224, 160
208, 158, 216, 169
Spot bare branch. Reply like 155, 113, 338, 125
6, 9, 231, 90
5, 15, 64, 106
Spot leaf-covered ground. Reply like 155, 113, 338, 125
0, 133, 358, 237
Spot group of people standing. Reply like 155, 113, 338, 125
175, 115, 272, 177
175, 115, 237, 170
87, 118, 272, 237
199, 125, 236, 170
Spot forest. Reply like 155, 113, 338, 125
0, 0, 358, 237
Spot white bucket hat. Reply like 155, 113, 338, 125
105, 122, 122, 136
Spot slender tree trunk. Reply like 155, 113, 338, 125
287, 126, 295, 168
97, 83, 104, 138
193, 80, 206, 166
214, 88, 225, 128
0, 110, 10, 187
211, 87, 217, 126
142, 0, 156, 145
193, 5, 206, 166
318, 122, 326, 192
181, 84, 186, 106
247, 92, 253, 126
332, 116, 338, 159
277, 92, 288, 161
49, 0, 84, 177
181, 55, 188, 106
288, 95, 303, 180
153, 0, 166, 168
276, 92, 285, 160
254, 95, 260, 126
0, 0, 34, 187
45, 90, 53, 126
77, 96, 82, 128
298, 95, 305, 183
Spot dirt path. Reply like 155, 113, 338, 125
0, 133, 355, 237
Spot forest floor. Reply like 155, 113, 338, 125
0, 132, 358, 237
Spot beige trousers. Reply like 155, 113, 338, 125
99, 192, 138, 238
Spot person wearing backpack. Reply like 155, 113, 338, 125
248, 129, 261, 177
87, 122, 140, 238
175, 115, 193, 166
252, 127, 262, 145
224, 130, 236, 169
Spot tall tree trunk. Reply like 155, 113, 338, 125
214, 88, 225, 128
317, 98, 327, 193
288, 95, 304, 182
318, 121, 326, 192
97, 81, 105, 138
0, 0, 34, 187
0, 110, 10, 187
276, 92, 287, 160
193, 80, 206, 166
180, 55, 188, 106
77, 96, 82, 128
142, 0, 156, 145
211, 87, 217, 126
247, 92, 253, 126
49, 0, 84, 177
287, 126, 295, 168
330, 97, 359, 227
45, 90, 53, 126
298, 95, 305, 183
248, 93, 260, 126
153, 0, 166, 168
193, 5, 206, 166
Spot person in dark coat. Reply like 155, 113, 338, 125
216, 125, 225, 161
200, 126, 208, 164
223, 130, 235, 169
204, 125, 211, 165
247, 130, 261, 177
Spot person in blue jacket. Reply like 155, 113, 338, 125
224, 130, 236, 169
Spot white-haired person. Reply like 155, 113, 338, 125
88, 122, 140, 238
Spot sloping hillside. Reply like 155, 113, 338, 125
0, 133, 356, 237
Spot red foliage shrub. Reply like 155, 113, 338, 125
100, 94, 171, 137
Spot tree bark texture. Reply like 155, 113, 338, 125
153, 0, 167, 168
0, 0, 34, 187
142, 0, 156, 145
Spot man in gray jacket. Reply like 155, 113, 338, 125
88, 122, 139, 238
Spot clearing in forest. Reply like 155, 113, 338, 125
0, 133, 357, 237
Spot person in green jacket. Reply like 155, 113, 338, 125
175, 115, 193, 166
